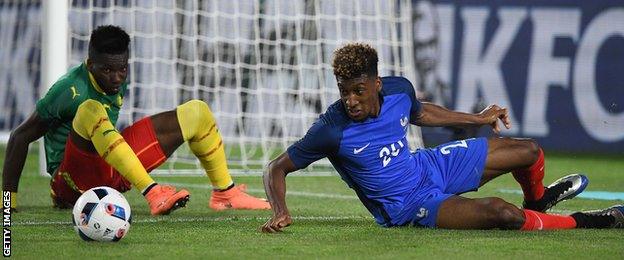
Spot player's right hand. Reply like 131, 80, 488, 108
478, 104, 511, 134
260, 213, 292, 233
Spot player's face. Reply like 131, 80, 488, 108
87, 52, 129, 95
337, 75, 382, 122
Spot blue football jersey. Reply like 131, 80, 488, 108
287, 76, 425, 226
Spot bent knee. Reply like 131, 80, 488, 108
184, 99, 209, 110
481, 197, 525, 229
518, 139, 540, 166
176, 99, 216, 141
179, 100, 213, 119
492, 137, 541, 167
76, 99, 107, 117
73, 99, 109, 139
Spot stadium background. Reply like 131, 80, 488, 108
0, 0, 622, 170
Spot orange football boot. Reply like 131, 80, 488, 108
209, 184, 271, 211
145, 184, 190, 215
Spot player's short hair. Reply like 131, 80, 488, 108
332, 43, 378, 80
88, 25, 130, 58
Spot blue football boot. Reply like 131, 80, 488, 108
523, 174, 589, 212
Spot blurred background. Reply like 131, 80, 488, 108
1, 0, 622, 175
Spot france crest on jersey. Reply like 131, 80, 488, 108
287, 76, 427, 226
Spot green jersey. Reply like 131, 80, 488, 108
36, 62, 127, 174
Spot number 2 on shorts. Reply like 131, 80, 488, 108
440, 140, 468, 155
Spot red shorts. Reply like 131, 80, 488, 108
50, 117, 167, 208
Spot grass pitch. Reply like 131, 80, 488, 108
2, 145, 623, 259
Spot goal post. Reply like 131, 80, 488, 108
40, 0, 69, 177
40, 0, 423, 175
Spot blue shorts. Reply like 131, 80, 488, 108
409, 137, 488, 228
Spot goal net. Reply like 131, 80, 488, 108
63, 0, 422, 175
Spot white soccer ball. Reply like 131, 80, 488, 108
71, 186, 131, 242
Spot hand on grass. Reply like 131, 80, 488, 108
261, 213, 292, 233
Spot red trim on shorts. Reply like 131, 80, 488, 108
51, 116, 169, 206
136, 141, 160, 155
120, 116, 167, 172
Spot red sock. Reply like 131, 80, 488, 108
512, 148, 545, 201
521, 209, 577, 230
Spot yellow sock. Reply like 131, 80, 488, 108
176, 100, 233, 190
72, 99, 155, 192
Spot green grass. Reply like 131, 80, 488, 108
2, 145, 624, 259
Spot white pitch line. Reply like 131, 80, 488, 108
161, 182, 359, 200
10, 206, 577, 227
160, 183, 583, 214
151, 170, 338, 177
12, 215, 370, 226
11, 182, 581, 226
12, 183, 361, 227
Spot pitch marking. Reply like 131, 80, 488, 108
13, 215, 370, 226
498, 189, 624, 201
161, 182, 359, 200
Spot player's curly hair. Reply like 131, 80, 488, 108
88, 25, 130, 57
332, 43, 378, 80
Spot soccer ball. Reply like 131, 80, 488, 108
71, 186, 131, 242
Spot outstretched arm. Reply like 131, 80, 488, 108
2, 112, 49, 203
413, 102, 511, 134
261, 152, 298, 233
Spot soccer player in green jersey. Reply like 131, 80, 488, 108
2, 25, 270, 215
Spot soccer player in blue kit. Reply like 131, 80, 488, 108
260, 43, 623, 232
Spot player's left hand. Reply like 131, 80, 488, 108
478, 104, 511, 134
260, 213, 292, 233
